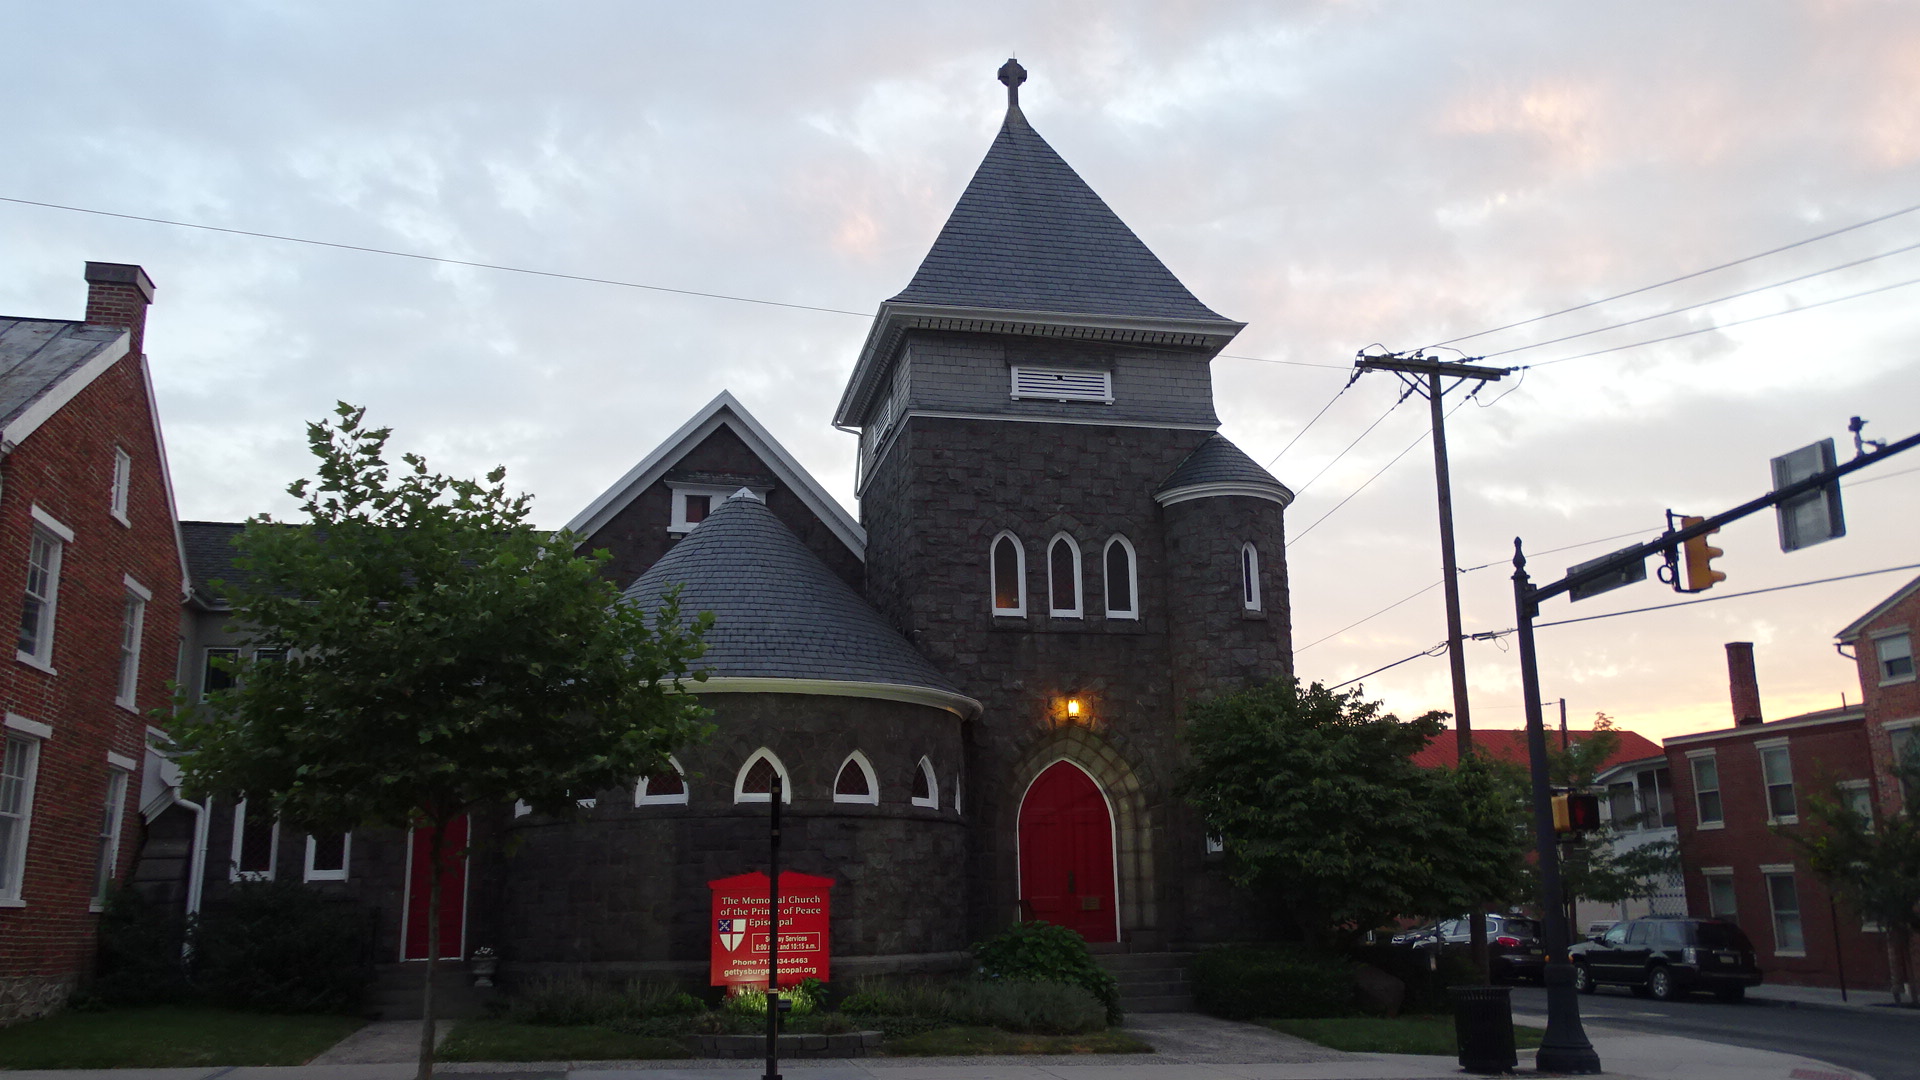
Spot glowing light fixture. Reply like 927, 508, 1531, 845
1066, 698, 1082, 718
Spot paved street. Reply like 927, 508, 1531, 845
1513, 985, 1920, 1080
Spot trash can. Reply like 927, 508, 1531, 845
1450, 984, 1517, 1074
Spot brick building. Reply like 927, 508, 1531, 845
1665, 643, 1888, 990
0, 263, 186, 1021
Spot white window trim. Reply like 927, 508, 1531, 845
303, 832, 352, 882
990, 531, 1026, 617
1763, 868, 1805, 957
115, 584, 148, 712
911, 756, 939, 809
1871, 628, 1916, 687
635, 755, 690, 806
201, 647, 239, 701
1756, 738, 1798, 825
1047, 533, 1083, 618
1103, 535, 1138, 620
733, 748, 791, 804
0, 726, 45, 906
832, 750, 880, 805
92, 768, 130, 910
106, 751, 137, 772
1241, 542, 1263, 612
953, 772, 963, 815
1205, 834, 1225, 855
1688, 749, 1724, 829
229, 799, 279, 882
17, 520, 67, 674
668, 484, 765, 534
1009, 365, 1114, 404
110, 447, 132, 527
28, 505, 74, 544
1838, 779, 1875, 832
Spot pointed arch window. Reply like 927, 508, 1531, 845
636, 756, 690, 806
1241, 542, 1262, 612
833, 751, 879, 805
1048, 534, 1082, 618
911, 756, 939, 809
991, 532, 1026, 616
734, 749, 792, 804
1103, 535, 1137, 619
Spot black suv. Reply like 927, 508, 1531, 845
1407, 914, 1545, 983
1569, 916, 1762, 1001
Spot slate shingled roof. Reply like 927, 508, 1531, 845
0, 318, 127, 430
181, 521, 248, 606
1156, 435, 1292, 498
622, 493, 965, 698
889, 104, 1230, 323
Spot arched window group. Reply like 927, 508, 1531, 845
629, 748, 950, 809
993, 532, 1138, 620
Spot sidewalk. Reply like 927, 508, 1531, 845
1747, 982, 1916, 1013
0, 1011, 1875, 1080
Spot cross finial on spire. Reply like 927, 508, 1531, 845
998, 58, 1027, 109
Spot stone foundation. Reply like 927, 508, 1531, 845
0, 975, 74, 1026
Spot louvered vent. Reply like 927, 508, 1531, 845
1010, 366, 1113, 404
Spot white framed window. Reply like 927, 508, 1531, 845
1205, 834, 1226, 856
1763, 868, 1804, 955
832, 751, 879, 805
304, 832, 351, 882
230, 799, 279, 882
733, 749, 791, 804
1103, 535, 1138, 619
1702, 867, 1736, 922
1689, 750, 1723, 828
115, 576, 152, 711
635, 756, 689, 806
17, 509, 72, 671
1241, 542, 1262, 612
1009, 365, 1112, 404
0, 720, 47, 905
910, 756, 939, 809
1889, 720, 1919, 805
953, 771, 963, 815
201, 647, 239, 700
990, 532, 1026, 616
110, 447, 132, 526
669, 485, 763, 534
92, 767, 131, 908
1874, 630, 1915, 686
1839, 780, 1875, 832
1758, 739, 1796, 824
1048, 534, 1082, 618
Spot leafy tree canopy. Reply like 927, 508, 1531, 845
1179, 679, 1529, 949
1548, 714, 1680, 908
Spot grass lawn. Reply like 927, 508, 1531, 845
438, 1019, 691, 1062
1266, 1015, 1546, 1056
0, 1005, 363, 1068
882, 1026, 1153, 1056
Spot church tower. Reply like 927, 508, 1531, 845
838, 62, 1295, 950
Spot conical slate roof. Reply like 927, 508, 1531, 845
888, 104, 1229, 323
622, 493, 965, 698
1155, 435, 1294, 504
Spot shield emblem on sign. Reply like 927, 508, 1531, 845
717, 918, 743, 952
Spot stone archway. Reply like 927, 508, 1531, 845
1008, 728, 1155, 937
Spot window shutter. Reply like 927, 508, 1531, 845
1010, 366, 1112, 404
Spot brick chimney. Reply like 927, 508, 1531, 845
1726, 641, 1764, 726
83, 262, 156, 358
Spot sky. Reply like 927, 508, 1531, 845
4, 1, 1918, 745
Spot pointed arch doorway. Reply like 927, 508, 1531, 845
1017, 760, 1118, 943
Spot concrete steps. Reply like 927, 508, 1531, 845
366, 962, 492, 1020
1096, 950, 1195, 1013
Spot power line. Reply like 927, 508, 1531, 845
1291, 393, 1411, 497
1265, 377, 1358, 469
1476, 561, 1920, 637
1480, 239, 1920, 359
1524, 273, 1920, 368
1219, 353, 1353, 371
1327, 641, 1449, 691
1846, 463, 1920, 487
1427, 199, 1920, 348
1289, 422, 1432, 545
0, 195, 875, 319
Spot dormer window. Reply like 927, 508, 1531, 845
669, 484, 764, 534
1010, 366, 1112, 404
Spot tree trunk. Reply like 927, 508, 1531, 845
417, 823, 442, 1080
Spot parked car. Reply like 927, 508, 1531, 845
1584, 920, 1619, 942
1569, 916, 1762, 1002
1407, 914, 1545, 983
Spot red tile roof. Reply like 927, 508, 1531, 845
1410, 728, 1664, 771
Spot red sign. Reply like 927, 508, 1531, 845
708, 871, 834, 987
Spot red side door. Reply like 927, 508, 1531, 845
402, 816, 467, 961
1018, 761, 1117, 943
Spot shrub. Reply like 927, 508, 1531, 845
971, 921, 1122, 1023
1189, 945, 1354, 1020
839, 976, 1104, 1035
725, 978, 824, 1017
1349, 944, 1476, 1015
192, 882, 371, 1013
504, 975, 703, 1026
89, 887, 192, 1006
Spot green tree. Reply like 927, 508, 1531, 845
1781, 745, 1920, 1006
1179, 678, 1529, 951
1548, 716, 1681, 915
170, 404, 712, 1077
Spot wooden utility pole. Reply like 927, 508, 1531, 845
1352, 350, 1511, 979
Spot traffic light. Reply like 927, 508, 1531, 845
1680, 515, 1726, 593
1551, 792, 1602, 835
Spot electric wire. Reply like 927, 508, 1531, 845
1426, 199, 1920, 348
0, 195, 875, 319
1290, 393, 1477, 546
1265, 379, 1356, 468
1290, 393, 1411, 498
1219, 353, 1353, 371
1479, 239, 1920, 360
1327, 642, 1450, 691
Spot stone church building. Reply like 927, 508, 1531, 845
147, 62, 1296, 987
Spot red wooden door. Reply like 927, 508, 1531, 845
402, 817, 468, 961
1018, 761, 1117, 943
